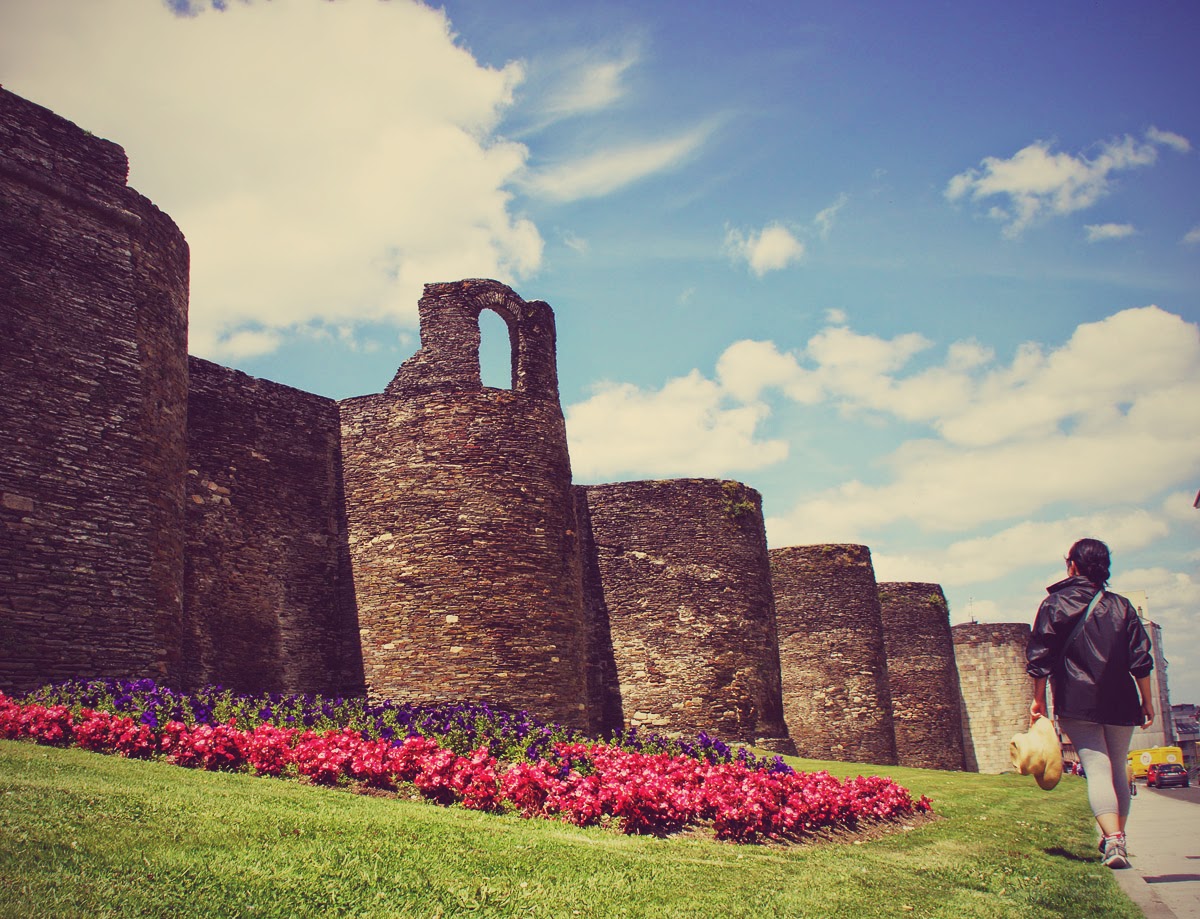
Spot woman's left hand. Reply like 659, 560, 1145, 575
1141, 699, 1155, 727
1030, 697, 1047, 724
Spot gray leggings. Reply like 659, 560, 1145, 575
1060, 717, 1135, 819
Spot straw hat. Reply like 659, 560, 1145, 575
1010, 716, 1063, 790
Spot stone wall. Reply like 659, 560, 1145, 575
579, 479, 793, 750
182, 358, 362, 695
878, 582, 966, 770
770, 545, 897, 764
340, 281, 591, 729
2, 88, 1054, 770
0, 89, 189, 693
952, 622, 1032, 773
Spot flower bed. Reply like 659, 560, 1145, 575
0, 682, 931, 844
18, 678, 797, 773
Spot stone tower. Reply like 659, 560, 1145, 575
577, 479, 794, 750
878, 582, 967, 770
952, 622, 1032, 773
770, 544, 898, 764
0, 90, 190, 692
339, 280, 591, 728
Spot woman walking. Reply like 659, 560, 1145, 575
1026, 538, 1154, 869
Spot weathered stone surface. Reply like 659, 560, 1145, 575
183, 357, 363, 696
952, 622, 1032, 773
0, 89, 188, 693
341, 281, 590, 729
878, 582, 967, 770
770, 545, 898, 765
579, 479, 793, 751
2, 88, 1027, 772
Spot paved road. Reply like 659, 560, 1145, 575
1116, 784, 1200, 918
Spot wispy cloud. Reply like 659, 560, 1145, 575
1085, 222, 1136, 242
1183, 224, 1200, 245
814, 194, 849, 239
523, 124, 712, 202
562, 232, 589, 254
945, 129, 1190, 237
724, 222, 805, 277
1146, 126, 1192, 154
539, 46, 639, 121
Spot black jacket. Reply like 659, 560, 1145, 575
1026, 575, 1153, 726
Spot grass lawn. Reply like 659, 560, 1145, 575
0, 739, 1139, 918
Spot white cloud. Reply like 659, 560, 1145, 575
569, 306, 1200, 532
1162, 490, 1200, 524
950, 597, 1009, 623
214, 327, 284, 360
716, 340, 809, 403
946, 130, 1189, 237
1085, 222, 1136, 242
871, 509, 1170, 587
753, 306, 1200, 540
522, 125, 711, 202
814, 194, 849, 240
802, 325, 934, 409
1183, 225, 1200, 245
725, 222, 806, 276
1146, 127, 1192, 154
932, 306, 1199, 447
1117, 567, 1200, 627
0, 0, 540, 360
538, 47, 638, 121
564, 371, 788, 481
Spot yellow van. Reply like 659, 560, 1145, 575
1127, 746, 1184, 780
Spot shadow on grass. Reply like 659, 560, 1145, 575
1045, 846, 1094, 863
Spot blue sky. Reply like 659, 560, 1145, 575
3, 0, 1198, 703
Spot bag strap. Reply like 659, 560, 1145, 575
1061, 589, 1104, 660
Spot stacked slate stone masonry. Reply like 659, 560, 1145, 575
0, 88, 189, 691
576, 479, 793, 750
770, 545, 898, 765
952, 623, 1033, 773
878, 583, 967, 771
1, 87, 1037, 769
183, 358, 362, 696
340, 281, 592, 731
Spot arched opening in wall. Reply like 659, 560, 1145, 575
478, 307, 516, 390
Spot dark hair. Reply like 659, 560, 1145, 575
1068, 538, 1111, 587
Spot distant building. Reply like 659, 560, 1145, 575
1171, 703, 1197, 775
1123, 590, 1175, 750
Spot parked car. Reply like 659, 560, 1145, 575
1146, 763, 1189, 788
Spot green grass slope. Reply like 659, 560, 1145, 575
0, 740, 1138, 918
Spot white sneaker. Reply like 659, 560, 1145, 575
1102, 834, 1129, 869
